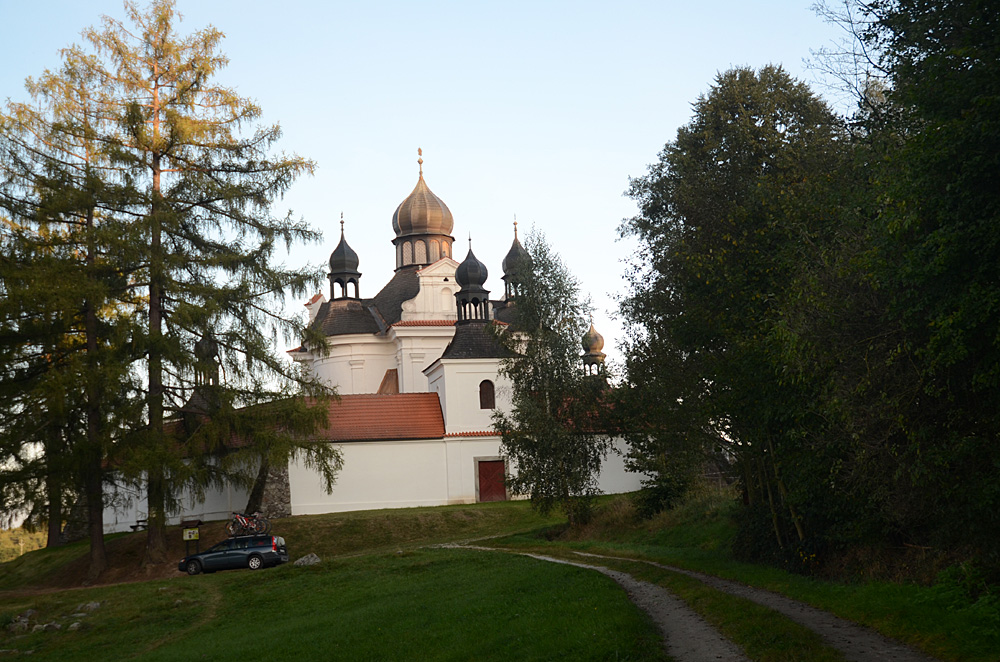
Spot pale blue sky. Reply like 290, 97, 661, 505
0, 1, 850, 367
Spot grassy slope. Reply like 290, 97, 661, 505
494, 488, 1000, 662
2, 493, 997, 661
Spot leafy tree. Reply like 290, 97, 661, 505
493, 230, 610, 525
856, 0, 1000, 555
622, 66, 855, 557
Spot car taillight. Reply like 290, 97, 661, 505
272, 537, 276, 552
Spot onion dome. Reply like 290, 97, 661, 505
455, 243, 491, 323
582, 322, 607, 375
392, 149, 456, 270
456, 247, 488, 289
329, 215, 362, 299
392, 176, 454, 238
194, 333, 219, 362
582, 323, 604, 354
502, 219, 530, 299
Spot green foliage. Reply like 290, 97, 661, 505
622, 65, 855, 560
493, 230, 612, 525
1, 0, 340, 569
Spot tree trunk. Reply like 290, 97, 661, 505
84, 206, 107, 579
244, 458, 270, 514
144, 121, 168, 565
45, 466, 63, 548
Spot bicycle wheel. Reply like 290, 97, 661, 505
225, 520, 237, 537
253, 517, 269, 534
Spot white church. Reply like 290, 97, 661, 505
102, 155, 641, 533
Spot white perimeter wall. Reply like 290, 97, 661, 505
101, 475, 249, 534
288, 436, 643, 515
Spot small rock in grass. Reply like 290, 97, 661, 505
294, 553, 321, 566
81, 601, 101, 612
68, 622, 82, 632
43, 623, 61, 632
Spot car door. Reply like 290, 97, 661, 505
225, 537, 249, 569
202, 540, 233, 571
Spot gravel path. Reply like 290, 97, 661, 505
573, 552, 940, 662
442, 543, 941, 662
523, 552, 749, 661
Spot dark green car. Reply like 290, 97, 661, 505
179, 535, 289, 575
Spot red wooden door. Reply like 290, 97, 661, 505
478, 460, 506, 502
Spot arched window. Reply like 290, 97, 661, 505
403, 242, 413, 265
479, 380, 495, 409
415, 240, 427, 263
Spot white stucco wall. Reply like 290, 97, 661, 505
306, 333, 398, 395
287, 435, 642, 517
425, 358, 511, 434
101, 475, 249, 534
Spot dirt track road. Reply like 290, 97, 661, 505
447, 544, 940, 662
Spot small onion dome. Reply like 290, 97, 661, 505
329, 227, 360, 277
392, 175, 454, 239
582, 323, 605, 354
456, 247, 489, 289
455, 246, 491, 323
502, 235, 530, 277
194, 333, 219, 361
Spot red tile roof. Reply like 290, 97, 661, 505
391, 320, 456, 327
315, 393, 445, 442
443, 430, 496, 438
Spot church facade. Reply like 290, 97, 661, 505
101, 155, 641, 533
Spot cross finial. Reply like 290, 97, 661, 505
417, 147, 423, 176
340, 211, 345, 234
513, 214, 518, 240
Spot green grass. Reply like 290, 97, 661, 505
3, 493, 998, 661
493, 489, 1000, 662
1, 549, 667, 661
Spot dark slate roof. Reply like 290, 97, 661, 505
440, 322, 517, 360
309, 266, 422, 337
369, 266, 421, 326
310, 298, 382, 336
491, 300, 519, 327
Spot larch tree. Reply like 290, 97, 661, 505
0, 49, 139, 577
66, 0, 339, 564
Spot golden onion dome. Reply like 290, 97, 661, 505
391, 150, 454, 239
582, 323, 605, 354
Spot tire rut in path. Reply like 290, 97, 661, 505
573, 552, 941, 662
523, 552, 750, 662
440, 544, 747, 662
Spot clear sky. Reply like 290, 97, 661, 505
0, 1, 849, 368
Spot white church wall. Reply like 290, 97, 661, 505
597, 438, 645, 495
391, 326, 456, 393
425, 358, 511, 434
308, 334, 398, 394
399, 258, 459, 322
